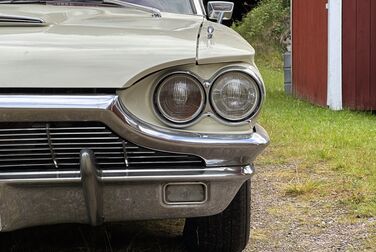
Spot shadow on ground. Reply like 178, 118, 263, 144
0, 220, 188, 252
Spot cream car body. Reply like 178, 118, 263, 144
0, 1, 268, 251
0, 6, 253, 88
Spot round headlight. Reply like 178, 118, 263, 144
154, 74, 205, 124
210, 71, 261, 122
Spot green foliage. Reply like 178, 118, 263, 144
233, 0, 290, 67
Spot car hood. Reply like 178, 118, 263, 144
0, 5, 204, 88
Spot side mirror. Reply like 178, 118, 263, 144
207, 1, 234, 24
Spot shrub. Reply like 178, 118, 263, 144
233, 0, 290, 67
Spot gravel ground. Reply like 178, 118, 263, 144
247, 165, 375, 252
0, 164, 374, 252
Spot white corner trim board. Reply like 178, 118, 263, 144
327, 0, 343, 110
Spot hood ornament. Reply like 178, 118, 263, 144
207, 26, 215, 39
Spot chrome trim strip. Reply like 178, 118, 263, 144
0, 95, 269, 166
0, 166, 254, 184
0, 95, 114, 109
103, 0, 162, 18
0, 15, 45, 24
193, 0, 205, 16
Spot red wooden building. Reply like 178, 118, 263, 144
291, 0, 376, 110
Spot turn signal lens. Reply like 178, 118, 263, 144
155, 74, 205, 124
210, 72, 260, 121
164, 183, 207, 204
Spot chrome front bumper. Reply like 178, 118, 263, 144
0, 165, 254, 232
0, 95, 269, 232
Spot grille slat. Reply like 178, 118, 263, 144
0, 143, 49, 147
0, 128, 46, 132
129, 160, 203, 165
58, 163, 81, 166
53, 147, 124, 151
51, 138, 120, 142
0, 122, 204, 172
52, 142, 122, 146
94, 156, 124, 160
0, 157, 54, 162
127, 151, 155, 154
49, 127, 107, 131
0, 163, 55, 168
0, 133, 47, 137
0, 148, 51, 152
0, 138, 48, 142
50, 132, 113, 136
0, 153, 52, 157
129, 155, 192, 159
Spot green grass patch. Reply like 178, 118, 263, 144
284, 179, 323, 197
257, 66, 376, 217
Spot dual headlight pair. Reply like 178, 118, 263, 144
153, 70, 262, 127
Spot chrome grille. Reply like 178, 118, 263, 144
0, 122, 204, 172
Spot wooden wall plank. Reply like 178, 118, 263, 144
292, 0, 328, 106
343, 0, 376, 110
342, 0, 357, 108
371, 0, 376, 108
356, 0, 371, 109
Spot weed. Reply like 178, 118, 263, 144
284, 179, 322, 197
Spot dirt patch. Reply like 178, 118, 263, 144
0, 164, 374, 251
247, 164, 375, 252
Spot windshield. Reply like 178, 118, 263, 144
123, 0, 195, 14
0, 0, 195, 15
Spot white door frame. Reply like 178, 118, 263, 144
327, 0, 343, 110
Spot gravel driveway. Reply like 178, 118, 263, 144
1, 164, 374, 252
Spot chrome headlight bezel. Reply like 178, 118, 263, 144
151, 67, 265, 128
152, 72, 206, 127
209, 70, 263, 122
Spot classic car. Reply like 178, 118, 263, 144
0, 0, 269, 251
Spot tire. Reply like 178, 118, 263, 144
183, 180, 251, 252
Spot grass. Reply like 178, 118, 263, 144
284, 179, 322, 197
257, 66, 376, 217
